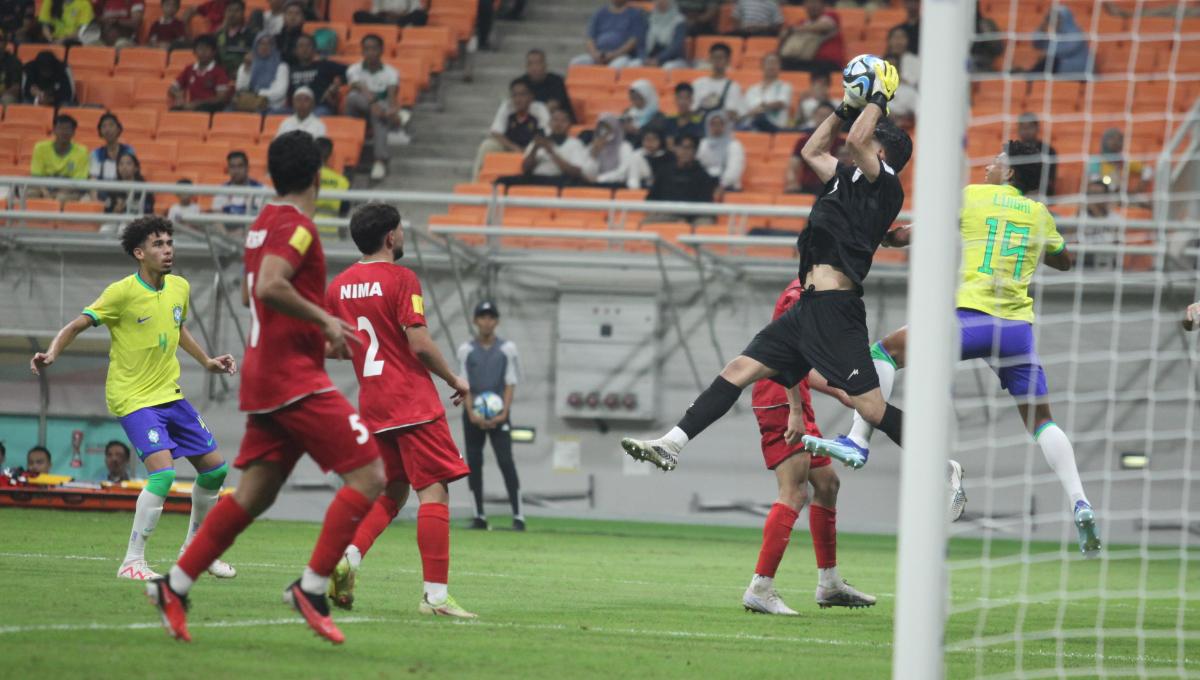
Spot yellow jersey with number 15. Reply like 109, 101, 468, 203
955, 183, 1064, 323
82, 273, 190, 417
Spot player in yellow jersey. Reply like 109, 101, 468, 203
31, 217, 244, 578
811, 140, 1101, 557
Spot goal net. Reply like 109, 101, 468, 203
898, 1, 1200, 677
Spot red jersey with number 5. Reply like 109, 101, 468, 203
751, 279, 817, 419
240, 202, 334, 413
325, 261, 445, 432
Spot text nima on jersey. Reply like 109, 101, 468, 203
341, 282, 384, 299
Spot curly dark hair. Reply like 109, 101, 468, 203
1003, 139, 1046, 194
349, 203, 401, 255
120, 216, 173, 258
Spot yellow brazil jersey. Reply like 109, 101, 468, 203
38, 0, 94, 41
956, 183, 1065, 323
83, 273, 190, 417
314, 166, 349, 233
30, 140, 89, 180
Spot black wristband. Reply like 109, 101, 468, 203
867, 92, 890, 111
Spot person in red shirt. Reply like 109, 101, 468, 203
182, 0, 227, 32
145, 131, 386, 645
147, 0, 188, 48
169, 34, 232, 112
323, 203, 476, 618
742, 278, 876, 615
96, 0, 144, 46
779, 0, 845, 76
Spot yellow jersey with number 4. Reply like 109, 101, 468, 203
83, 273, 189, 417
955, 183, 1064, 323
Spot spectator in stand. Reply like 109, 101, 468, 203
26, 446, 51, 475
1088, 128, 1152, 197
474, 78, 550, 180
732, 0, 783, 37
254, 0, 285, 36
346, 33, 405, 180
147, 0, 189, 48
475, 0, 495, 50
183, 0, 228, 33
104, 151, 154, 216
0, 1, 34, 37
970, 2, 1003, 73
661, 82, 706, 145
570, 0, 646, 69
354, 0, 428, 27
104, 441, 131, 483
647, 133, 718, 222
582, 114, 636, 188
778, 0, 845, 76
275, 86, 326, 137
797, 100, 834, 132
235, 32, 290, 112
501, 108, 587, 187
1016, 112, 1057, 196
794, 71, 832, 129
28, 114, 87, 199
167, 179, 201, 226
95, 0, 144, 47
170, 34, 232, 112
287, 34, 345, 115
622, 79, 665, 146
274, 0, 306, 65
697, 111, 745, 193
786, 123, 842, 194
882, 26, 919, 123
891, 0, 920, 54
738, 53, 792, 132
1032, 4, 1090, 77
90, 113, 134, 184
678, 0, 718, 36
21, 50, 73, 106
212, 150, 265, 218
629, 127, 673, 189
1078, 175, 1119, 269
637, 0, 688, 69
38, 0, 93, 44
216, 0, 255, 76
11, 7, 44, 46
314, 137, 349, 221
693, 42, 743, 115
516, 49, 574, 120
0, 32, 23, 105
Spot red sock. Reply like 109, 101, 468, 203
177, 495, 253, 580
351, 495, 399, 558
809, 503, 837, 569
754, 503, 799, 578
308, 486, 373, 577
417, 503, 450, 584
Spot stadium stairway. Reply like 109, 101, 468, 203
386, 0, 595, 203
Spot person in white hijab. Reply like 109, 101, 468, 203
622, 79, 665, 144
582, 113, 637, 186
697, 110, 745, 193
635, 0, 689, 69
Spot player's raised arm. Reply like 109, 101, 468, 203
30, 315, 92, 375
845, 59, 899, 182
256, 254, 360, 358
799, 110, 841, 185
405, 325, 470, 406
178, 325, 237, 375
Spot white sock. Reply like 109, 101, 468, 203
818, 566, 840, 589
1036, 423, 1088, 507
750, 574, 773, 590
182, 483, 220, 552
125, 489, 166, 562
344, 544, 362, 571
848, 357, 896, 448
424, 581, 448, 603
168, 565, 195, 595
662, 426, 689, 450
300, 566, 329, 596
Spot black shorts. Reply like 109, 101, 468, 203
741, 288, 879, 396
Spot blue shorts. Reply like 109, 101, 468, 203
958, 308, 1048, 398
118, 399, 219, 460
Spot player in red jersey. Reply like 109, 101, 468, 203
742, 279, 876, 615
323, 203, 477, 618
145, 131, 385, 645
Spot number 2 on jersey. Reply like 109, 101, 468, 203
977, 217, 1031, 279
356, 316, 385, 377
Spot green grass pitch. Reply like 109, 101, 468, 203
0, 508, 1194, 679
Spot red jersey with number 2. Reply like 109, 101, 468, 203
240, 202, 334, 413
751, 279, 817, 416
325, 261, 445, 431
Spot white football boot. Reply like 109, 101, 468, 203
947, 459, 968, 523
742, 577, 799, 616
117, 558, 161, 580
815, 580, 877, 609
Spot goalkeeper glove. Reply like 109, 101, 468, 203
867, 60, 900, 112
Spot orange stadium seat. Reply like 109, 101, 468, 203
0, 132, 21, 162
132, 77, 175, 110
156, 111, 211, 141
22, 198, 62, 229
734, 132, 771, 158
401, 26, 456, 65
68, 46, 117, 76
329, 0, 370, 23
559, 187, 615, 224
111, 108, 160, 137
208, 112, 264, 144
503, 185, 559, 220
429, 7, 475, 42
617, 67, 669, 89
744, 37, 779, 62
667, 68, 707, 86
3, 105, 55, 136
723, 191, 775, 229
60, 200, 105, 232
85, 77, 137, 111
166, 50, 195, 78
133, 140, 179, 169
567, 64, 618, 87
771, 193, 814, 232
115, 47, 168, 78
772, 132, 802, 155
59, 107, 105, 135
18, 44, 66, 63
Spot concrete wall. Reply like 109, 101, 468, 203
2, 242, 1197, 547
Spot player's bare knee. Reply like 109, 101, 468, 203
344, 459, 386, 499
720, 356, 769, 388
811, 468, 840, 505
416, 481, 449, 505
776, 479, 808, 511
386, 479, 412, 508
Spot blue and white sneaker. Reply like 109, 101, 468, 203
802, 435, 868, 469
1074, 501, 1101, 558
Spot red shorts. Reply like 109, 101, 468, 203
375, 415, 470, 490
754, 405, 828, 470
237, 390, 380, 476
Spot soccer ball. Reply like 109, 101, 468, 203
473, 391, 505, 419
842, 53, 883, 107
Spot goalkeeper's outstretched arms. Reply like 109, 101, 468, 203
799, 110, 842, 185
